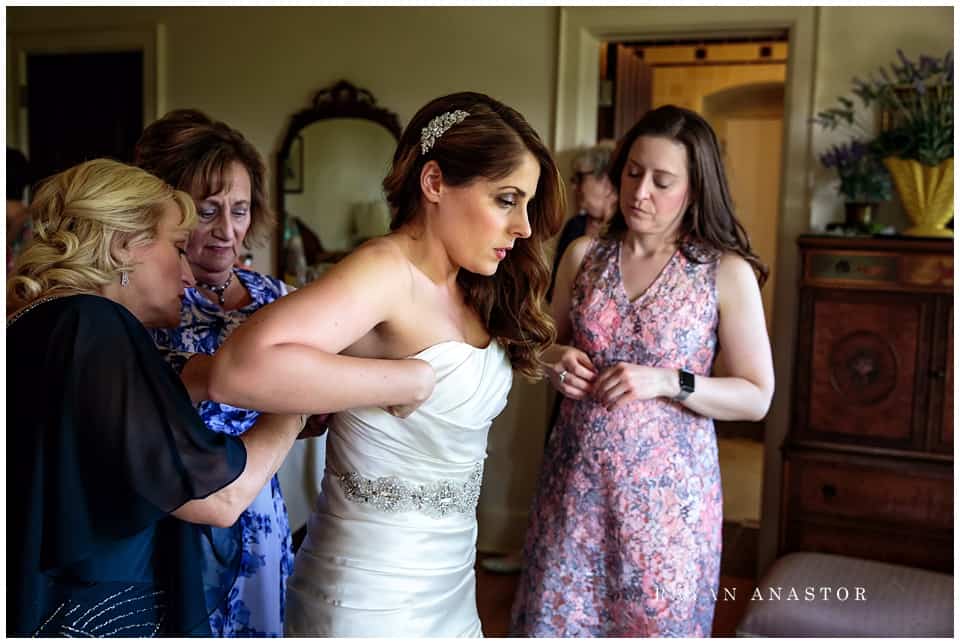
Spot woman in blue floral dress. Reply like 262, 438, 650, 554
135, 110, 300, 636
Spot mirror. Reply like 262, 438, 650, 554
276, 80, 401, 284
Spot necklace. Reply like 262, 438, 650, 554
196, 270, 234, 307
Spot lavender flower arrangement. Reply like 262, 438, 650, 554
819, 140, 892, 203
815, 49, 953, 167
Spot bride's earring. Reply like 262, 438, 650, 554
120, 271, 129, 287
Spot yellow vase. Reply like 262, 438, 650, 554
883, 157, 954, 237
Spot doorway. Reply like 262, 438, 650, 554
8, 25, 161, 187
26, 51, 144, 186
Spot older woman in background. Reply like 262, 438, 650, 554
135, 109, 322, 636
7, 159, 304, 637
546, 140, 618, 301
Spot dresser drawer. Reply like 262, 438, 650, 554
786, 456, 952, 530
806, 250, 899, 285
804, 249, 952, 292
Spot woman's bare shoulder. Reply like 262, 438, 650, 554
323, 235, 412, 285
716, 252, 762, 307
563, 234, 595, 269
348, 235, 410, 267
717, 252, 756, 281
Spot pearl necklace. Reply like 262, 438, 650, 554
196, 270, 234, 307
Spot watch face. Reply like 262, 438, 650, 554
679, 370, 695, 392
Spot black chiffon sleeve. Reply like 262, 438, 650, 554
49, 296, 246, 555
7, 295, 247, 635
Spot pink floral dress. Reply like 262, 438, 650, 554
511, 237, 723, 637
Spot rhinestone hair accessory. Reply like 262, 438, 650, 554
420, 110, 470, 155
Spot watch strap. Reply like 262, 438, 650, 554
674, 369, 695, 401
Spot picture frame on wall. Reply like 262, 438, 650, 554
283, 135, 303, 193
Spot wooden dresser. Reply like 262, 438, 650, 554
780, 235, 954, 572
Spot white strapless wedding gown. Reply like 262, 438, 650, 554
285, 340, 512, 637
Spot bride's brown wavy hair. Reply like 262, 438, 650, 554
382, 92, 565, 379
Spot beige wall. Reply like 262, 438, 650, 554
810, 6, 954, 230
7, 6, 953, 558
7, 5, 559, 275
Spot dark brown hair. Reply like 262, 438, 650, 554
134, 109, 275, 248
607, 105, 768, 286
382, 92, 565, 378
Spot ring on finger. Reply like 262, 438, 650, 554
559, 370, 568, 384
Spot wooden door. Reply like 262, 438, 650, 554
724, 117, 782, 336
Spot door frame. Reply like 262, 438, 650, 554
552, 6, 817, 578
7, 24, 165, 155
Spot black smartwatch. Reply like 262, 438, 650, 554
674, 369, 695, 401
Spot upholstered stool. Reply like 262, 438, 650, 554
736, 552, 953, 637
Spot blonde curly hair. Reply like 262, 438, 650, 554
7, 158, 197, 311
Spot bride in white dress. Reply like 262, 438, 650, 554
288, 339, 510, 637
209, 92, 564, 636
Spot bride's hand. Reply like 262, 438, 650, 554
383, 358, 436, 418
297, 414, 330, 439
551, 346, 597, 400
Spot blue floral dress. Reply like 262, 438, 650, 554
151, 268, 294, 637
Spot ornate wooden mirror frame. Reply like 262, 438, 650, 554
275, 80, 402, 277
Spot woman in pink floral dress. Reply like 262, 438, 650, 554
511, 105, 775, 637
